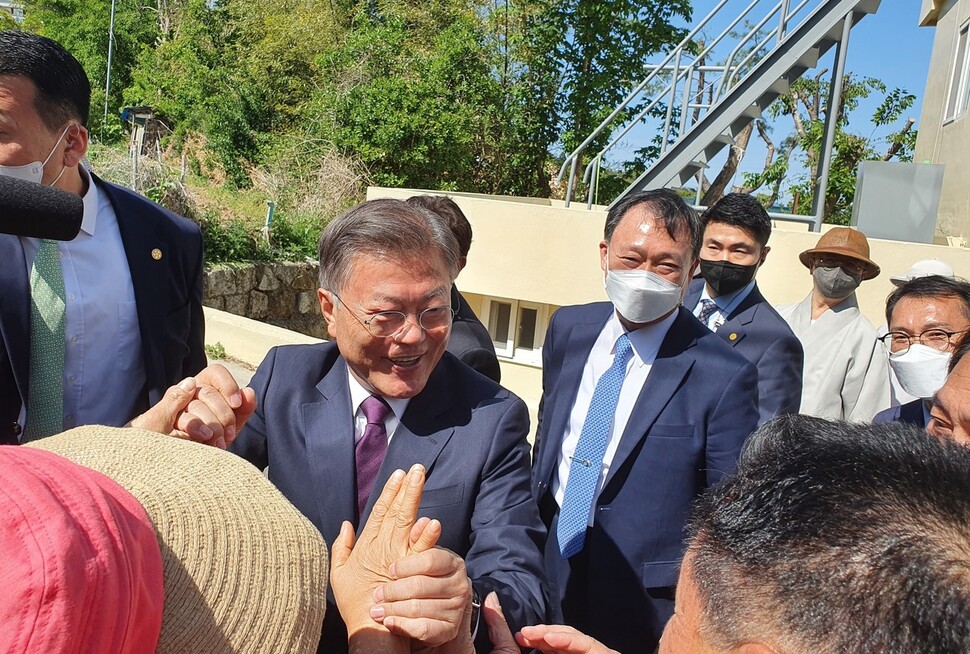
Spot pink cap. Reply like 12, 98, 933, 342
0, 446, 164, 653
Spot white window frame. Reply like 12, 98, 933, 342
480, 297, 548, 366
944, 21, 970, 123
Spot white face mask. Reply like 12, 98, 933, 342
605, 267, 684, 324
889, 344, 951, 399
0, 125, 72, 186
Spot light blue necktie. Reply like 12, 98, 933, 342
23, 239, 66, 442
558, 333, 633, 558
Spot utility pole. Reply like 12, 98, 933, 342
102, 0, 117, 138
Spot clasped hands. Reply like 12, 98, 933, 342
130, 364, 256, 448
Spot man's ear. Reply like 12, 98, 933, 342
319, 289, 338, 337
62, 123, 89, 168
759, 245, 770, 267
599, 240, 609, 273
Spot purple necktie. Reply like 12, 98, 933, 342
356, 395, 392, 518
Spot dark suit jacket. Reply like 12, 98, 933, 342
230, 343, 547, 653
0, 175, 205, 443
685, 278, 803, 422
532, 303, 759, 653
873, 399, 925, 426
448, 285, 501, 383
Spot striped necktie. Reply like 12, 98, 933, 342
23, 239, 66, 441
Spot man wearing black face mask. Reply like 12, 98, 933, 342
777, 228, 891, 421
684, 194, 803, 422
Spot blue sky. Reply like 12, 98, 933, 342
601, 1, 937, 200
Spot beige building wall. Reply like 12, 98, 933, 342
370, 187, 970, 420
915, 0, 970, 241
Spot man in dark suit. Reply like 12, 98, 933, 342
230, 198, 546, 653
406, 194, 501, 383
874, 275, 970, 428
0, 32, 205, 444
532, 189, 759, 653
683, 193, 803, 422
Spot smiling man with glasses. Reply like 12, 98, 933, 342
229, 199, 547, 653
777, 227, 891, 421
875, 276, 970, 428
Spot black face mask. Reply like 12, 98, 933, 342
699, 258, 758, 296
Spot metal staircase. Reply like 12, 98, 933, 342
556, 0, 882, 230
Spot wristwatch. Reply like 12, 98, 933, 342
470, 585, 482, 637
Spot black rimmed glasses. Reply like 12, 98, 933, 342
813, 256, 867, 277
333, 293, 455, 338
878, 328, 970, 355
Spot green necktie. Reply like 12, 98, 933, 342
23, 239, 66, 442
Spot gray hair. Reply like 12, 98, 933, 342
317, 198, 460, 293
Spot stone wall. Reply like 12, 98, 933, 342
203, 262, 328, 339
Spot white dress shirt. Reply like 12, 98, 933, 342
20, 170, 145, 431
347, 369, 410, 443
691, 279, 756, 330
552, 309, 678, 527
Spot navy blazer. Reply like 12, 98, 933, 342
684, 278, 803, 422
873, 399, 925, 426
230, 342, 547, 653
532, 303, 759, 653
448, 284, 501, 383
0, 175, 205, 443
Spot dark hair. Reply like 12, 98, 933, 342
950, 332, 970, 374
700, 193, 771, 246
317, 198, 460, 293
885, 275, 970, 326
605, 189, 701, 258
0, 31, 91, 129
689, 415, 970, 654
405, 195, 472, 260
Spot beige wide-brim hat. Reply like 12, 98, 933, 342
798, 226, 880, 280
28, 426, 329, 654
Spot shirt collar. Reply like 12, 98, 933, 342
607, 308, 678, 368
78, 167, 98, 236
700, 279, 756, 316
346, 367, 410, 421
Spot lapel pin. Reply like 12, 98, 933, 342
151, 248, 163, 261
729, 333, 738, 341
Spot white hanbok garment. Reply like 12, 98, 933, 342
776, 292, 891, 422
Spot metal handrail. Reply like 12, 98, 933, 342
558, 0, 825, 207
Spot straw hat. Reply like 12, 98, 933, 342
28, 426, 329, 654
798, 227, 880, 280
890, 258, 955, 286
0, 446, 164, 653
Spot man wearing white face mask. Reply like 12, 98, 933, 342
776, 228, 891, 422
0, 32, 206, 444
531, 188, 759, 653
873, 276, 970, 427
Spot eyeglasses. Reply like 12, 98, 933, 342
333, 293, 455, 338
878, 328, 970, 354
813, 256, 867, 277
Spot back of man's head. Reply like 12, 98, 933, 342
885, 274, 970, 326
405, 195, 472, 261
701, 193, 771, 247
688, 415, 970, 654
605, 188, 701, 258
317, 198, 460, 293
0, 30, 90, 129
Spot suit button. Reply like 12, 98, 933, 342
11, 423, 22, 436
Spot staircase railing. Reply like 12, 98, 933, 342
555, 0, 825, 208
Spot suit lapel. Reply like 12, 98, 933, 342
0, 236, 29, 400
718, 285, 763, 347
536, 309, 611, 486
98, 176, 167, 396
603, 309, 697, 490
361, 363, 455, 521
303, 358, 358, 540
